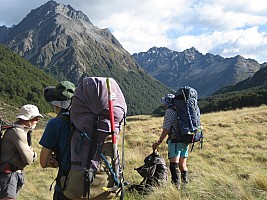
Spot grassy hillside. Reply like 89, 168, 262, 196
199, 88, 267, 113
0, 42, 171, 116
199, 65, 267, 114
0, 44, 58, 113
13, 105, 267, 200
215, 65, 267, 93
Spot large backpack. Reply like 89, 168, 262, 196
173, 86, 204, 150
129, 151, 168, 195
62, 77, 127, 200
0, 119, 14, 166
0, 118, 32, 171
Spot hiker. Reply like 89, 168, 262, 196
152, 94, 189, 189
39, 81, 75, 200
0, 104, 42, 200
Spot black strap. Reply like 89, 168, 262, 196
52, 112, 72, 190
82, 115, 99, 199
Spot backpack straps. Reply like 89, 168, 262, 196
169, 107, 182, 141
50, 112, 72, 191
83, 115, 99, 199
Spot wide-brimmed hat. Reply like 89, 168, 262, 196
161, 94, 175, 107
16, 104, 43, 120
44, 81, 75, 110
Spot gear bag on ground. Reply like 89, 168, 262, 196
63, 77, 127, 199
128, 150, 168, 194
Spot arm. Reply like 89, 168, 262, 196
152, 128, 169, 150
39, 119, 59, 168
14, 129, 36, 165
152, 108, 175, 150
40, 147, 58, 168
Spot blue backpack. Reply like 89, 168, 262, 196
173, 86, 204, 151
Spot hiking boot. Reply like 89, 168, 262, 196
170, 162, 180, 190
171, 181, 181, 190
181, 171, 188, 184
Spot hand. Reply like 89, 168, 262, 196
152, 140, 161, 150
50, 151, 58, 168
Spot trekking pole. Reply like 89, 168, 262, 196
119, 113, 127, 200
106, 77, 123, 196
0, 116, 2, 131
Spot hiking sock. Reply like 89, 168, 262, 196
170, 162, 180, 189
181, 171, 188, 184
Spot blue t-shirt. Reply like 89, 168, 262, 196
39, 110, 72, 191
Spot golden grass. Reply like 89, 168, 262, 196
16, 105, 267, 200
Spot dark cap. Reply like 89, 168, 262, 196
44, 81, 75, 110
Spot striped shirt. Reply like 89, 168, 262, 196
162, 108, 179, 133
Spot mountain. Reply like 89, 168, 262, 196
0, 43, 58, 113
0, 0, 171, 115
214, 65, 267, 93
133, 47, 262, 97
198, 65, 267, 113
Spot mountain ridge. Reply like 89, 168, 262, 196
215, 65, 267, 93
133, 46, 262, 97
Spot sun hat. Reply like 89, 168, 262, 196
161, 94, 175, 107
44, 81, 75, 110
16, 104, 43, 120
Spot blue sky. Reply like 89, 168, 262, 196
0, 0, 267, 63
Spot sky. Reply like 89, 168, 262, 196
0, 0, 267, 63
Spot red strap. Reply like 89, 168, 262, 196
0, 163, 16, 173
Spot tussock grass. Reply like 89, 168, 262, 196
16, 105, 267, 200
252, 173, 267, 191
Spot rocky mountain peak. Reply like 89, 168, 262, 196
148, 46, 170, 53
1, 0, 93, 44
181, 47, 201, 63
183, 46, 199, 54
0, 0, 146, 85
133, 47, 262, 97
33, 0, 92, 24
0, 25, 8, 41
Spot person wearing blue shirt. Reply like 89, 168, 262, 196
39, 81, 75, 200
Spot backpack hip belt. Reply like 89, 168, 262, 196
0, 163, 20, 173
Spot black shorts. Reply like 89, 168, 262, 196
0, 172, 24, 199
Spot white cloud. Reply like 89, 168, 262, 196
173, 27, 267, 62
0, 0, 267, 62
193, 4, 267, 30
